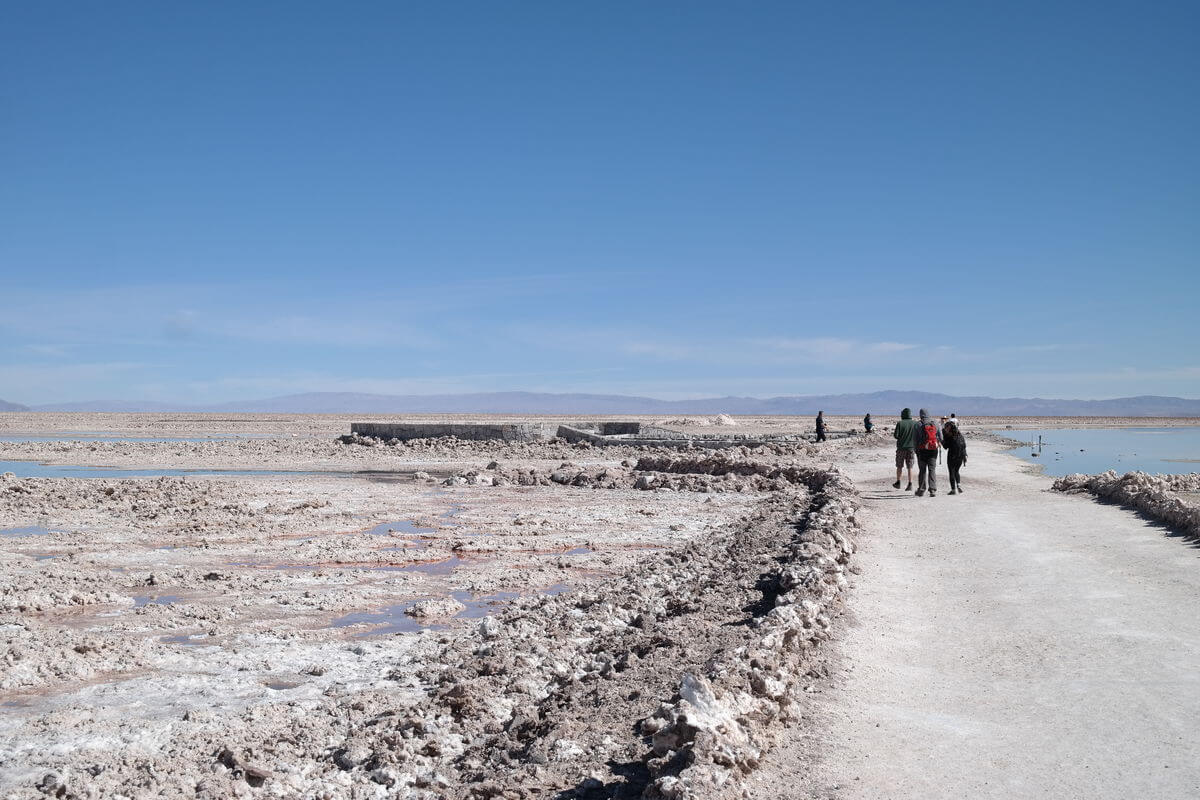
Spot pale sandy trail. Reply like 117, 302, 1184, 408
750, 442, 1200, 799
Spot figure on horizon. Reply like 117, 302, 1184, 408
864, 413, 873, 433
815, 410, 827, 442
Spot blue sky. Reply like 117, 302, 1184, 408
2, 1, 1197, 404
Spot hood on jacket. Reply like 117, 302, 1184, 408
919, 408, 930, 422
900, 408, 912, 419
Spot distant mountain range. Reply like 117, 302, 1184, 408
6, 391, 1200, 416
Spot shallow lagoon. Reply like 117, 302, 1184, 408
994, 427, 1200, 476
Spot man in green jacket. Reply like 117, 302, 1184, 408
892, 407, 919, 491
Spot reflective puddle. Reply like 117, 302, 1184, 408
331, 605, 442, 636
364, 520, 436, 536
333, 586, 570, 637
160, 633, 212, 646
133, 595, 184, 608
1, 526, 59, 537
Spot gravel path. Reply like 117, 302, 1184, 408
750, 442, 1200, 799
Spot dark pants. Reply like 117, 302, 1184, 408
917, 449, 938, 492
816, 429, 826, 442
948, 452, 965, 489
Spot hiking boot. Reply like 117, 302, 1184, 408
929, 490, 936, 497
957, 485, 964, 493
915, 489, 925, 497
892, 480, 901, 489
949, 489, 957, 495
905, 482, 913, 491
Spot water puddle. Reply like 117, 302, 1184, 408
453, 590, 520, 618
364, 519, 435, 536
331, 605, 444, 636
1, 525, 59, 537
332, 584, 568, 638
265, 679, 304, 691
389, 556, 469, 575
133, 594, 184, 608
230, 555, 476, 574
160, 633, 212, 646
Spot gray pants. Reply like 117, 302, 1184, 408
917, 449, 938, 492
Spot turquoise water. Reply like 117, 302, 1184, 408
0, 460, 427, 480
0, 460, 331, 478
0, 436, 275, 443
994, 427, 1200, 476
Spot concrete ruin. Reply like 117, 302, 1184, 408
348, 422, 548, 442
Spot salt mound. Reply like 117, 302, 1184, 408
663, 414, 736, 427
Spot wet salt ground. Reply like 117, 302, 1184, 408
2, 479, 736, 663
7, 512, 599, 636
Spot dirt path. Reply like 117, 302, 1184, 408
750, 442, 1200, 799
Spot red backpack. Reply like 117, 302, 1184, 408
920, 422, 939, 450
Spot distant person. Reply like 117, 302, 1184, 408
914, 408, 943, 497
892, 408, 919, 491
950, 413, 962, 429
815, 411, 827, 442
943, 419, 967, 494
863, 413, 873, 433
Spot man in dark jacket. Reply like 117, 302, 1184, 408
864, 413, 873, 433
943, 420, 968, 494
815, 411, 827, 442
892, 408, 919, 491
913, 408, 943, 497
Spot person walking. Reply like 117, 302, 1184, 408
943, 419, 968, 494
892, 408, 919, 491
815, 411, 827, 442
914, 408, 943, 497
863, 413, 873, 433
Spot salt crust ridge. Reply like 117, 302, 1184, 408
1052, 470, 1200, 540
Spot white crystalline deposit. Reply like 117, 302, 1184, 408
1052, 470, 1200, 540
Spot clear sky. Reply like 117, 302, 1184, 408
2, 1, 1197, 404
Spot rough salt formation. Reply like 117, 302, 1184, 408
5, 462, 860, 799
640, 467, 858, 799
1052, 470, 1200, 540
436, 446, 886, 496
